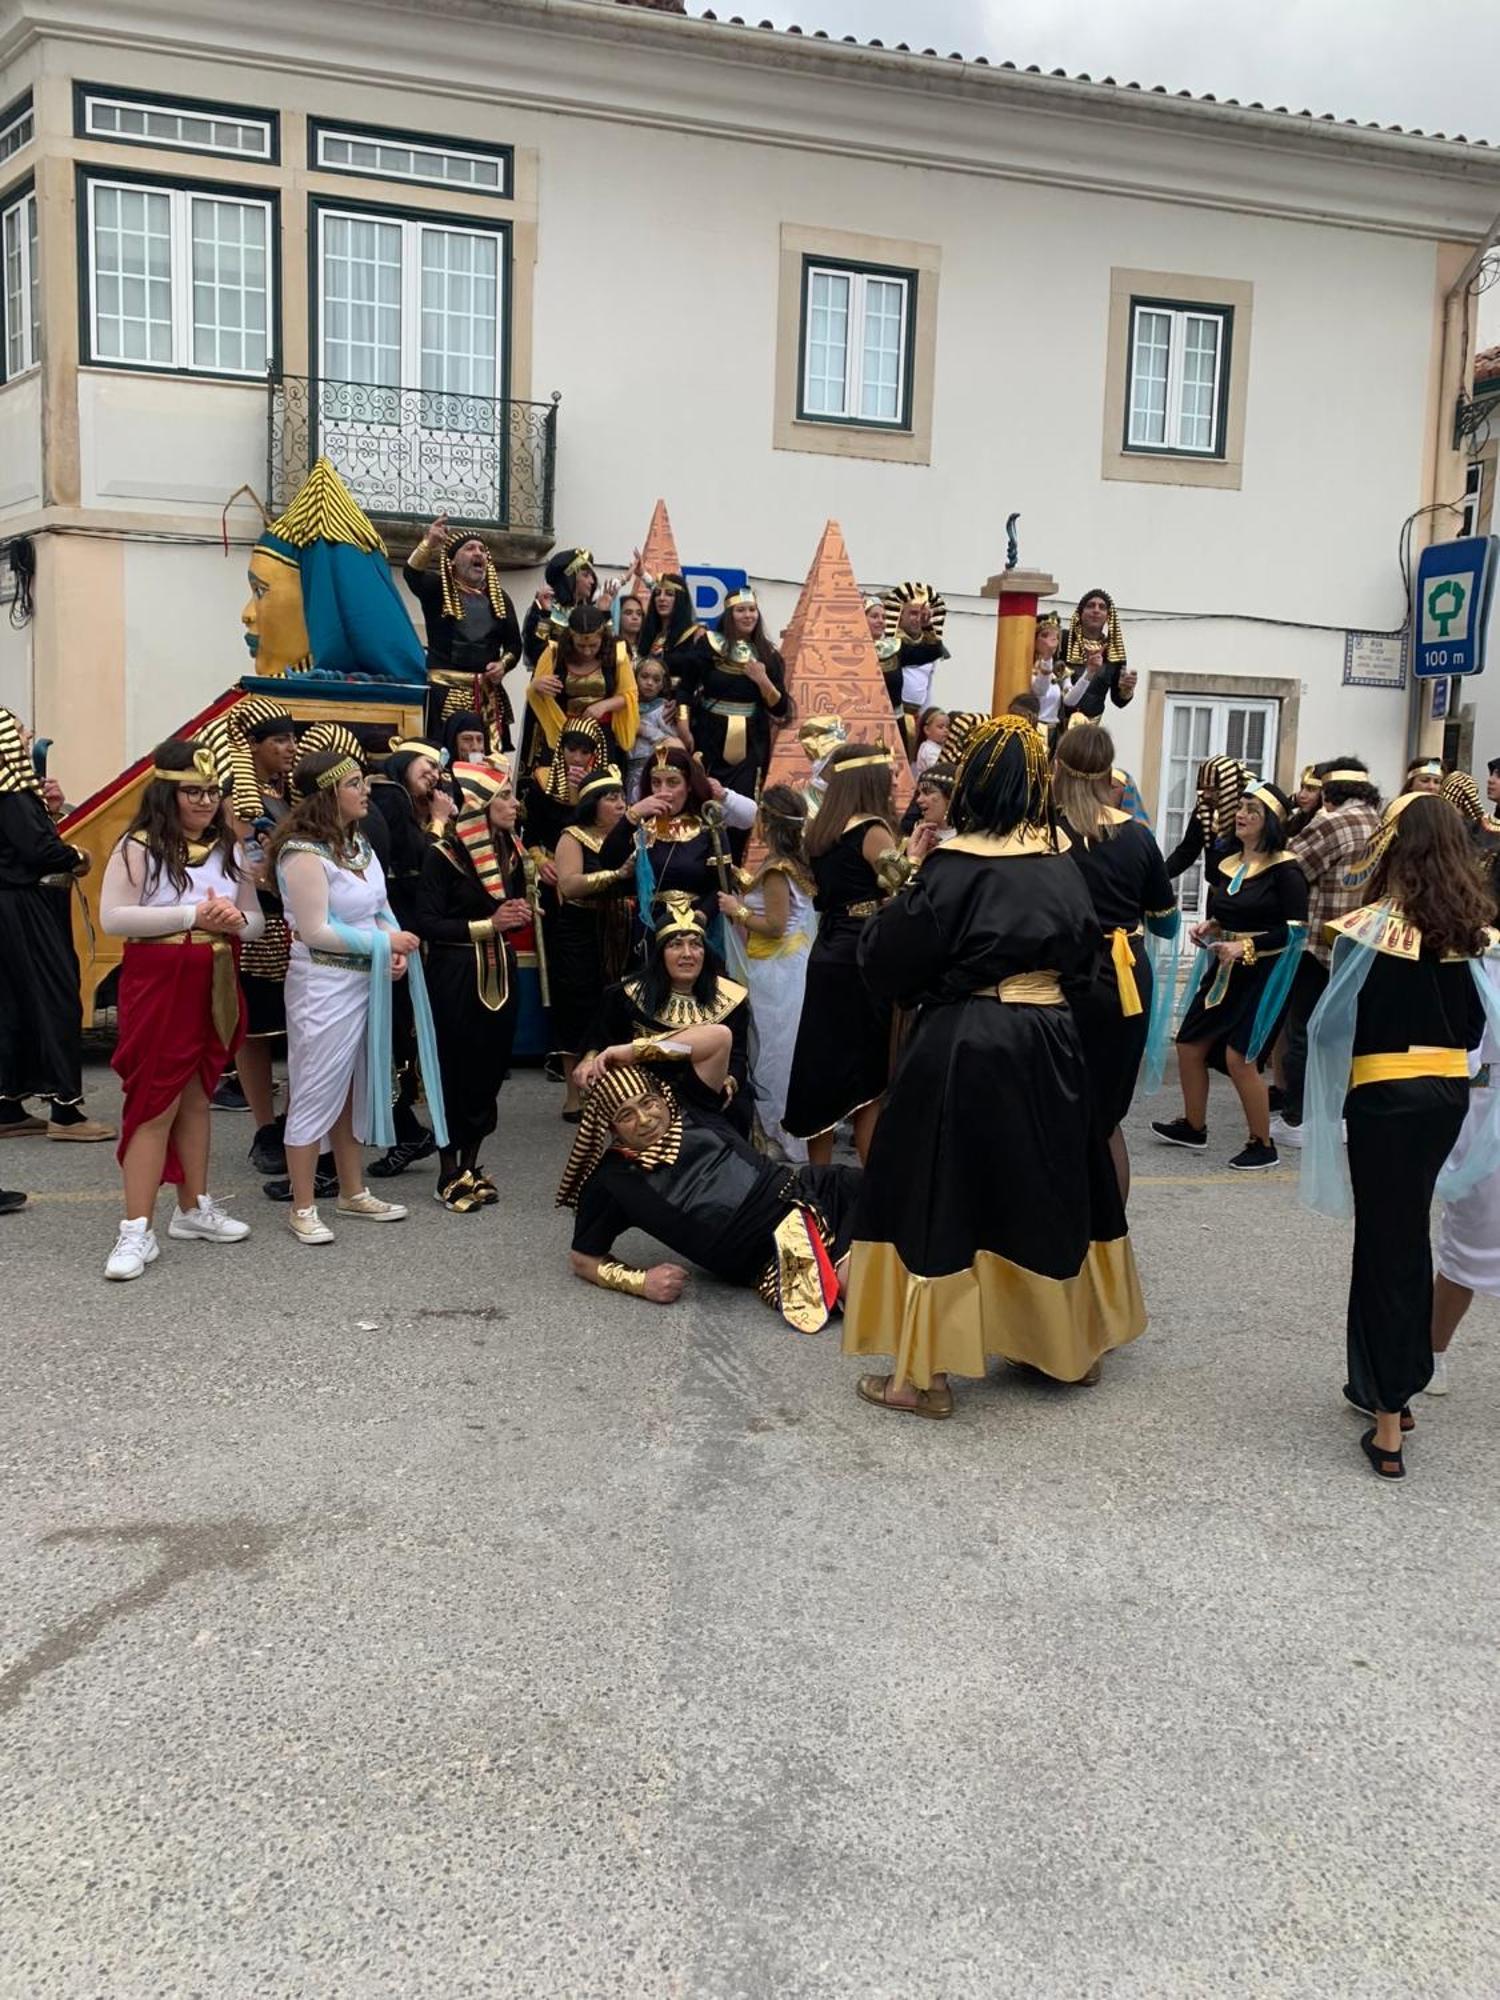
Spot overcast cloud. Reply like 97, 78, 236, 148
690, 0, 1500, 145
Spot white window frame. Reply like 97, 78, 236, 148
1126, 301, 1230, 457
2, 187, 39, 380
1161, 692, 1280, 920
83, 175, 275, 378
79, 89, 274, 162
315, 204, 506, 396
312, 123, 510, 198
799, 259, 913, 430
0, 96, 33, 166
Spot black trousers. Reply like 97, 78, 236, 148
1279, 954, 1328, 1122
1345, 1076, 1468, 1413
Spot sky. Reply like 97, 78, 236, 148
688, 0, 1500, 145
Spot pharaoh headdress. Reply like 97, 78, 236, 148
449, 759, 513, 897
949, 713, 1056, 839
556, 1067, 683, 1210
0, 706, 41, 796
201, 693, 296, 824
882, 581, 948, 644
437, 527, 511, 626
1440, 771, 1486, 826
1195, 757, 1250, 844
1064, 588, 1127, 670
543, 717, 611, 802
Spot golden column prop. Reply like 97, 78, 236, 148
981, 567, 1058, 716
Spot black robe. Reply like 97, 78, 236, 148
0, 795, 86, 1104
415, 838, 525, 1154
1061, 813, 1176, 1131
1177, 851, 1309, 1072
592, 975, 752, 1133
404, 564, 523, 744
783, 821, 893, 1141
673, 634, 789, 796
549, 821, 635, 1054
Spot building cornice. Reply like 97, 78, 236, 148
7, 0, 1500, 241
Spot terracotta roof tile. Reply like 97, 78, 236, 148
1475, 346, 1500, 385
684, 8, 1493, 149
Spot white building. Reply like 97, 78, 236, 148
2, 0, 1497, 868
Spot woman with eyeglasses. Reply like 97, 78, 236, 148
97, 739, 265, 1280
265, 750, 446, 1245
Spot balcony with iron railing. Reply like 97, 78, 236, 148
268, 375, 559, 560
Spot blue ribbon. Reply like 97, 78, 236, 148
1142, 908, 1183, 1095
324, 910, 449, 1150
1245, 921, 1308, 1063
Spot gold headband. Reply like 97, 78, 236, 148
576, 772, 624, 803
654, 577, 685, 596
152, 748, 219, 786
1299, 766, 1323, 790
388, 737, 440, 761
1323, 768, 1371, 785
315, 757, 361, 790
833, 753, 892, 774
1245, 783, 1283, 819
1407, 760, 1443, 777
724, 589, 758, 611
566, 549, 594, 577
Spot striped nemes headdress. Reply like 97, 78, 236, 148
555, 1066, 683, 1210
883, 582, 948, 643
0, 706, 41, 797
438, 527, 510, 625
1064, 588, 1127, 671
450, 759, 513, 895
201, 692, 298, 824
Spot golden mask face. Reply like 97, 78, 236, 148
242, 548, 311, 677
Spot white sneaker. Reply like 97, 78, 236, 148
335, 1188, 407, 1222
1424, 1352, 1450, 1397
289, 1205, 334, 1246
1268, 1114, 1304, 1150
105, 1219, 159, 1281
168, 1194, 250, 1243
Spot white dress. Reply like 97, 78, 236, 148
279, 840, 391, 1148
742, 865, 815, 1163
1436, 962, 1500, 1298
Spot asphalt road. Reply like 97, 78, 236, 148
1, 1057, 1496, 1998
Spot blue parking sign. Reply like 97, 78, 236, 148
683, 566, 749, 628
1414, 535, 1498, 678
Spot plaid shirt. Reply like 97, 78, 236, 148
1289, 801, 1382, 962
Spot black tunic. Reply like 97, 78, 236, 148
572, 1104, 860, 1285
1343, 946, 1484, 1414
674, 634, 789, 796
415, 839, 525, 1153
841, 835, 1146, 1386
549, 822, 635, 1054
367, 779, 438, 931
783, 821, 893, 1141
641, 818, 720, 923
1061, 813, 1176, 1131
592, 976, 752, 1132
1177, 852, 1309, 1071
0, 794, 86, 1103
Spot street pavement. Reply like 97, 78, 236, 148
2, 1055, 1497, 1998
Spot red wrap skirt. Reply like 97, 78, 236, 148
112, 935, 245, 1185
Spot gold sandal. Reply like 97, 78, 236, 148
856, 1373, 954, 1420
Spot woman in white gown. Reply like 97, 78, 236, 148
267, 750, 446, 1245
719, 785, 817, 1162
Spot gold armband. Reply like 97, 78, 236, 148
631, 1036, 684, 1064
596, 1260, 647, 1297
407, 539, 436, 572
874, 846, 915, 895
1242, 939, 1258, 967
467, 918, 494, 945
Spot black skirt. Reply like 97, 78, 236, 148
424, 944, 520, 1152
783, 913, 890, 1140
0, 885, 83, 1102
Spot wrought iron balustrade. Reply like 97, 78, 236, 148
269, 374, 557, 537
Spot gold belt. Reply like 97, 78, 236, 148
1350, 1048, 1468, 1088
976, 972, 1065, 1006
130, 930, 240, 1047
309, 948, 371, 973
703, 699, 758, 767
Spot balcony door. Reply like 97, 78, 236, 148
1160, 692, 1280, 919
316, 207, 506, 518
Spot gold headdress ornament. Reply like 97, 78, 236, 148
200, 692, 299, 824
565, 548, 594, 578
653, 575, 686, 597
1406, 758, 1444, 778
950, 713, 1054, 835
0, 705, 42, 797
1323, 767, 1373, 786
555, 1066, 682, 1210
151, 746, 220, 786
1299, 764, 1323, 792
1064, 587, 1127, 670
1342, 790, 1425, 891
298, 721, 363, 767
723, 587, 759, 611
314, 757, 361, 791
883, 581, 948, 643
1035, 609, 1062, 633
829, 750, 893, 775
1195, 757, 1250, 843
653, 890, 707, 942
1440, 770, 1486, 825
576, 770, 625, 805
798, 714, 848, 764
1244, 781, 1285, 823
387, 737, 442, 762
433, 523, 510, 625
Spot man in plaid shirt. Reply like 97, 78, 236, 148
1271, 758, 1383, 1146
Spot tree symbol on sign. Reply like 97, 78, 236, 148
1427, 578, 1466, 638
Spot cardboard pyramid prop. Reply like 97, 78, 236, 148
639, 497, 683, 584
764, 520, 912, 812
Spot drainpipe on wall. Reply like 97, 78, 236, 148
1413, 208, 1500, 764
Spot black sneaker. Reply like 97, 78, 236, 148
366, 1131, 437, 1178
212, 1074, 249, 1112
0, 1187, 27, 1215
1150, 1117, 1208, 1150
1228, 1138, 1279, 1172
262, 1153, 338, 1203
248, 1118, 287, 1177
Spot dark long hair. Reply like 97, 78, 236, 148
647, 742, 714, 809
121, 738, 238, 895
806, 744, 897, 860
637, 573, 697, 658
265, 751, 365, 869
557, 604, 620, 694
636, 926, 723, 1016
1236, 782, 1291, 856
1369, 796, 1494, 956
715, 597, 780, 668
